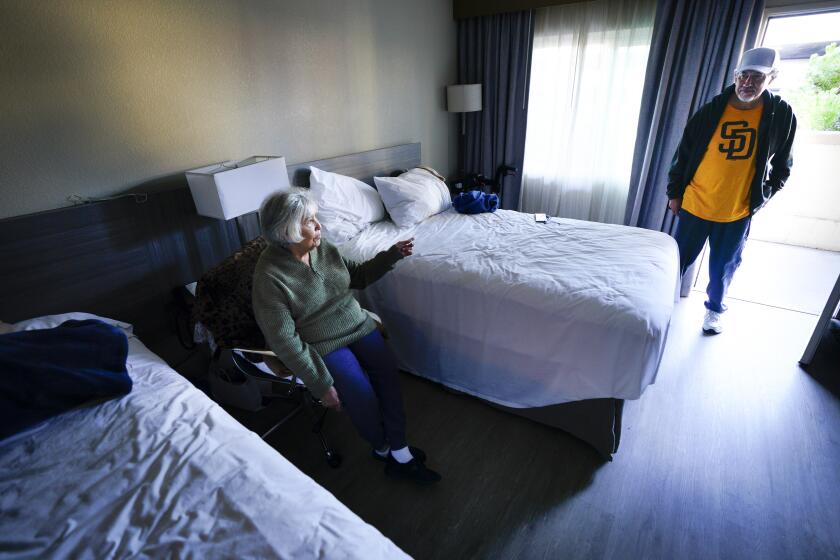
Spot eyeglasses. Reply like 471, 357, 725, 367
736, 71, 767, 84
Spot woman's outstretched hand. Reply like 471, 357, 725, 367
391, 238, 414, 259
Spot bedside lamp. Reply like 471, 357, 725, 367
447, 84, 482, 178
447, 84, 482, 134
186, 156, 291, 244
186, 156, 291, 221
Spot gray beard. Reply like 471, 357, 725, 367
736, 90, 760, 103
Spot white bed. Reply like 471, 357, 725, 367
337, 208, 680, 409
0, 313, 407, 559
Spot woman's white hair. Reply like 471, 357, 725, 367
259, 189, 318, 246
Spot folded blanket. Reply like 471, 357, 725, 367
0, 319, 131, 440
452, 190, 499, 214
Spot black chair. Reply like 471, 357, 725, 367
228, 348, 342, 467
187, 237, 343, 468
221, 308, 385, 468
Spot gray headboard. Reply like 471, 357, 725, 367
289, 142, 420, 187
0, 143, 421, 338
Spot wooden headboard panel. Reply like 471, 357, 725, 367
0, 143, 420, 338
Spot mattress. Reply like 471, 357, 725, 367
337, 208, 679, 408
0, 313, 407, 559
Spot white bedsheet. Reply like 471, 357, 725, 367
339, 209, 679, 408
0, 313, 407, 559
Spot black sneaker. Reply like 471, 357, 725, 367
384, 458, 442, 485
372, 446, 427, 464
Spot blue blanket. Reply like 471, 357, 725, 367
452, 190, 499, 214
0, 319, 132, 440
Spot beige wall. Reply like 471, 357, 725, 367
0, 0, 457, 219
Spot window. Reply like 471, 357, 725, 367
519, 0, 655, 224
762, 9, 840, 131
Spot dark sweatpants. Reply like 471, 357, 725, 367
322, 329, 407, 450
674, 209, 752, 313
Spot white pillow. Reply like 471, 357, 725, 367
308, 166, 386, 243
11, 312, 134, 334
373, 168, 451, 228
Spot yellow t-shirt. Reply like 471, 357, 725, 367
682, 101, 763, 222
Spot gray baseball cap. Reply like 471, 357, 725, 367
736, 47, 779, 74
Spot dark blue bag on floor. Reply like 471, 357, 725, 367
453, 190, 499, 214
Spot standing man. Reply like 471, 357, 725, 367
667, 47, 796, 334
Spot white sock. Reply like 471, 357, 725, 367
374, 445, 390, 458
390, 446, 414, 464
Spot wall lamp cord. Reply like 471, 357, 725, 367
67, 193, 148, 205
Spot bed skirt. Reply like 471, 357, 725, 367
490, 398, 624, 461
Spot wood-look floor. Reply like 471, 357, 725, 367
226, 292, 840, 560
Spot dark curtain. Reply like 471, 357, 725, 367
458, 11, 535, 210
624, 0, 765, 232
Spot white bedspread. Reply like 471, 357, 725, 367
0, 313, 407, 559
338, 209, 679, 408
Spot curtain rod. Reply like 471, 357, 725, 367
454, 0, 586, 20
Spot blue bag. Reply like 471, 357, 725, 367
452, 190, 499, 214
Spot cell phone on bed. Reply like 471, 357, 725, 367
535, 213, 547, 223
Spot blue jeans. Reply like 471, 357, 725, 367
322, 329, 407, 450
674, 210, 751, 313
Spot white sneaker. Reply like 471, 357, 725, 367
703, 309, 722, 334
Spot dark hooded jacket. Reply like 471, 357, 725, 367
666, 83, 797, 215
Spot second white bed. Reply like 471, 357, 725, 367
0, 313, 407, 559
337, 208, 680, 409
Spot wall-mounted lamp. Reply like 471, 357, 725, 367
447, 84, 482, 134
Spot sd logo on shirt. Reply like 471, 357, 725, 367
718, 121, 756, 160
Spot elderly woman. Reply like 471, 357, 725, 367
252, 191, 440, 485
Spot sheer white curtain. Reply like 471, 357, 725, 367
519, 0, 655, 224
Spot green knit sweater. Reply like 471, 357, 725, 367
252, 240, 401, 398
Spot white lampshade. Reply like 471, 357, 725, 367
186, 156, 290, 220
447, 84, 482, 113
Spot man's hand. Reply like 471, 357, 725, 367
668, 198, 682, 216
320, 386, 342, 411
390, 238, 414, 259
